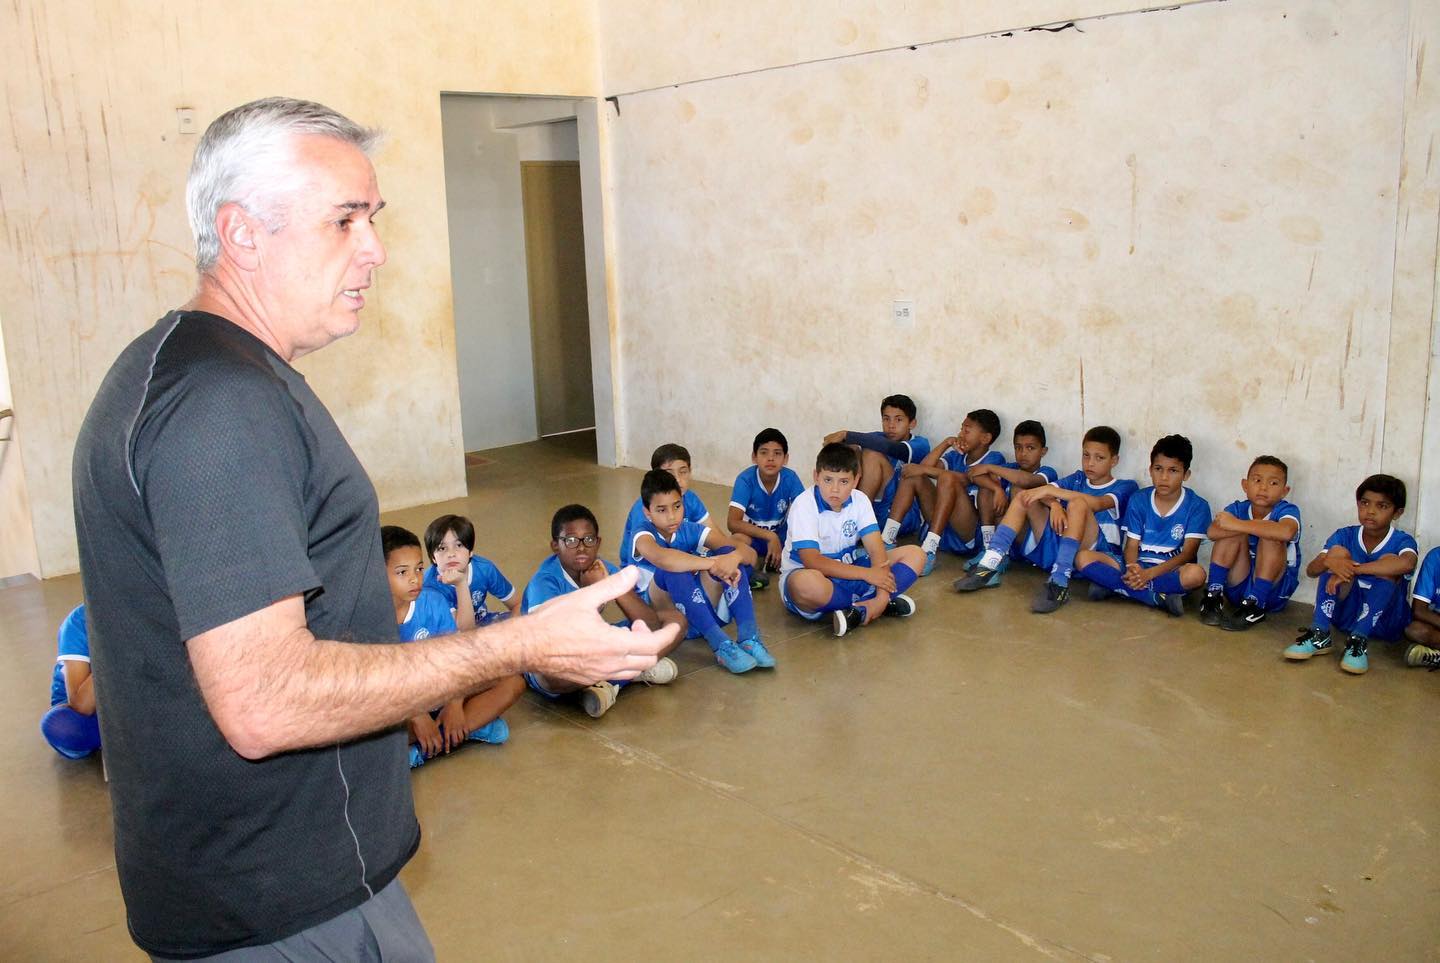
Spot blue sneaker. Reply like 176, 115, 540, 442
468, 718, 509, 744
737, 637, 776, 668
1284, 627, 1334, 661
1340, 634, 1369, 675
921, 550, 937, 576
408, 745, 426, 769
713, 640, 758, 674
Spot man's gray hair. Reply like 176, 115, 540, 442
186, 97, 380, 273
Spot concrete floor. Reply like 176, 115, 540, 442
2, 432, 1438, 961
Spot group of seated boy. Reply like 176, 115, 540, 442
40, 399, 1440, 767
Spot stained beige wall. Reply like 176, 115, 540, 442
602, 0, 1439, 560
0, 0, 599, 576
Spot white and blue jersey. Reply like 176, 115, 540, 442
1413, 547, 1440, 610
781, 487, 878, 577
1220, 498, 1302, 598
628, 515, 711, 593
621, 490, 709, 573
939, 448, 1007, 498
398, 588, 458, 642
50, 604, 89, 708
1122, 487, 1213, 566
730, 465, 806, 536
1058, 472, 1139, 553
521, 554, 620, 614
423, 555, 515, 624
1322, 525, 1419, 583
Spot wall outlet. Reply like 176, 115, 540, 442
892, 299, 915, 327
176, 107, 197, 135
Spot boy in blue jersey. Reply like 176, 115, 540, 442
1403, 546, 1440, 670
383, 526, 522, 767
1197, 456, 1302, 631
1285, 475, 1418, 674
1076, 434, 1210, 616
728, 428, 806, 592
39, 604, 101, 760
620, 443, 711, 576
781, 443, 926, 637
423, 513, 520, 629
824, 393, 930, 519
521, 504, 684, 717
629, 469, 773, 674
884, 409, 1005, 574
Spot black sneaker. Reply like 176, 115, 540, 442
1031, 580, 1070, 614
749, 570, 771, 592
1158, 592, 1186, 617
1220, 598, 1267, 632
1198, 590, 1225, 626
885, 594, 917, 618
832, 606, 864, 638
953, 567, 997, 592
1086, 581, 1114, 602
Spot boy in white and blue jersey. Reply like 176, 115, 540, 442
520, 504, 683, 718
1198, 456, 1303, 631
1285, 475, 1418, 675
824, 393, 930, 528
383, 526, 520, 767
422, 513, 519, 629
629, 470, 772, 674
40, 604, 101, 760
1076, 434, 1210, 616
1403, 546, 1440, 670
620, 443, 711, 578
728, 428, 806, 592
781, 443, 926, 637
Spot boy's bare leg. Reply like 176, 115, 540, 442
1252, 537, 1285, 582
888, 474, 924, 524
939, 473, 979, 547
787, 570, 839, 613
461, 674, 525, 729
1404, 619, 1440, 647
855, 544, 926, 623
858, 449, 892, 501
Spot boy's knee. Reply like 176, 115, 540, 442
893, 545, 926, 568
1327, 546, 1353, 562
1179, 564, 1206, 588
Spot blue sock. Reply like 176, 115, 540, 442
892, 562, 918, 595
1151, 570, 1186, 594
1207, 562, 1229, 595
1312, 577, 1338, 631
987, 524, 1017, 559
726, 566, 760, 640
819, 581, 858, 613
40, 705, 101, 759
1079, 559, 1124, 591
1248, 577, 1275, 608
1051, 536, 1080, 587
659, 570, 731, 651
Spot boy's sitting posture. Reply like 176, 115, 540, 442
40, 604, 101, 760
823, 393, 930, 524
628, 469, 774, 674
780, 443, 926, 637
1198, 456, 1302, 631
621, 443, 711, 575
1075, 434, 1211, 616
1403, 546, 1440, 671
728, 428, 806, 592
950, 419, 1061, 590
422, 513, 520, 629
883, 408, 1005, 575
1285, 474, 1418, 675
522, 505, 685, 718
382, 526, 523, 767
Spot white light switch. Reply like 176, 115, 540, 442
892, 299, 915, 327
176, 107, 197, 135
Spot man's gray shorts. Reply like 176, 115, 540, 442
151, 880, 434, 962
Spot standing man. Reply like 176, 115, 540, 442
72, 98, 671, 961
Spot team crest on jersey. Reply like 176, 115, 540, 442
472, 590, 485, 607
1321, 599, 1335, 617
1358, 603, 1370, 622
414, 628, 430, 640
842, 520, 858, 538
1170, 524, 1184, 542
691, 587, 706, 605
778, 499, 790, 514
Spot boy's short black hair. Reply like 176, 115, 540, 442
752, 428, 789, 455
815, 442, 860, 475
650, 443, 691, 470
881, 394, 917, 421
1356, 473, 1406, 512
423, 514, 475, 561
1082, 425, 1122, 456
967, 408, 1001, 443
550, 504, 600, 541
381, 525, 420, 559
1013, 419, 1046, 447
641, 468, 683, 508
1248, 455, 1289, 481
1150, 434, 1194, 470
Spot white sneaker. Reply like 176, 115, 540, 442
637, 657, 678, 685
580, 681, 619, 718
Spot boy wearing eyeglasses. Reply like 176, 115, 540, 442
520, 504, 686, 718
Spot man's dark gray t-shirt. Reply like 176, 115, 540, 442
72, 311, 419, 958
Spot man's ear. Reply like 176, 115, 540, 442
215, 202, 261, 271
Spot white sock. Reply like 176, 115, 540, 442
921, 531, 941, 554
882, 518, 901, 544
981, 525, 996, 548
979, 548, 1003, 570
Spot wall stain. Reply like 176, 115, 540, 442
914, 76, 929, 108
1281, 214, 1324, 245
1058, 208, 1089, 231
1126, 153, 1138, 254
790, 125, 813, 145
982, 79, 1010, 104
833, 18, 858, 46
678, 100, 696, 122
1217, 203, 1250, 222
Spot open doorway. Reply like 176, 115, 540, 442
438, 94, 614, 463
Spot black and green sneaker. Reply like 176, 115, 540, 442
1030, 580, 1070, 614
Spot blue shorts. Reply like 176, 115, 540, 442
874, 474, 927, 538
1016, 526, 1058, 571
1223, 569, 1299, 612
525, 619, 633, 697
780, 556, 876, 620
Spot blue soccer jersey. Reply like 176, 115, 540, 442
1220, 497, 1303, 586
939, 448, 1007, 496
1322, 525, 1419, 584
398, 588, 458, 641
1413, 547, 1440, 610
50, 604, 89, 708
1122, 487, 1213, 566
423, 555, 515, 621
730, 465, 806, 533
781, 487, 879, 576
893, 434, 931, 469
998, 460, 1059, 494
621, 490, 709, 571
521, 554, 621, 614
1057, 471, 1139, 553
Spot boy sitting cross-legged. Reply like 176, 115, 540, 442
728, 428, 806, 592
620, 443, 711, 575
422, 513, 520, 629
1075, 434, 1211, 617
628, 469, 774, 674
1285, 474, 1417, 675
780, 443, 926, 637
521, 504, 686, 718
1198, 456, 1303, 631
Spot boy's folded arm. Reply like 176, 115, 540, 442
1355, 551, 1418, 578
635, 537, 713, 573
798, 547, 870, 581
844, 431, 911, 460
